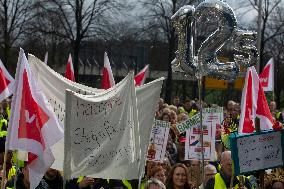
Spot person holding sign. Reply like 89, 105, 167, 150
205, 151, 252, 189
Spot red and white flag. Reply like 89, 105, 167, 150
6, 48, 64, 189
65, 54, 75, 81
259, 58, 274, 91
101, 52, 115, 89
238, 67, 273, 134
135, 65, 149, 86
0, 59, 14, 102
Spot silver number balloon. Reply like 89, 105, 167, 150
233, 29, 258, 67
171, 5, 196, 75
172, 0, 257, 80
194, 0, 239, 80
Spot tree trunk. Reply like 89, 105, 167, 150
73, 40, 80, 82
165, 35, 174, 104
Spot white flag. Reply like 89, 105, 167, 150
101, 52, 115, 89
6, 49, 63, 189
238, 67, 273, 134
135, 65, 149, 86
259, 58, 274, 92
0, 58, 14, 102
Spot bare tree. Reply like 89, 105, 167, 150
264, 3, 284, 106
244, 0, 283, 71
0, 0, 32, 70
32, 0, 125, 80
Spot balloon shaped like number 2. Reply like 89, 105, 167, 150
171, 0, 258, 80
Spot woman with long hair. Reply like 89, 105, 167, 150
166, 163, 193, 189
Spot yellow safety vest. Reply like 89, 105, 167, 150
214, 173, 239, 189
188, 109, 197, 118
0, 118, 7, 138
4, 167, 17, 189
122, 179, 132, 189
7, 166, 16, 181
5, 107, 10, 120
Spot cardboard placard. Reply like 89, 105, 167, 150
230, 130, 284, 175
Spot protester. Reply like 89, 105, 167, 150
0, 90, 283, 189
166, 163, 193, 189
6, 162, 50, 189
188, 160, 201, 188
199, 164, 217, 189
147, 166, 167, 184
144, 178, 166, 189
205, 151, 252, 189
43, 168, 63, 189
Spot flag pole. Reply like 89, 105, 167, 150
256, 0, 262, 74
13, 150, 19, 189
197, 75, 205, 184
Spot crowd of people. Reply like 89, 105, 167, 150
0, 96, 283, 189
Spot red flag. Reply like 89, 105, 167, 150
238, 67, 273, 134
135, 65, 149, 86
256, 80, 274, 130
259, 58, 274, 91
6, 48, 63, 189
0, 59, 14, 102
65, 54, 75, 81
101, 52, 115, 89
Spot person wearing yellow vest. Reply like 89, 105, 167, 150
182, 99, 198, 118
0, 115, 8, 138
205, 151, 252, 189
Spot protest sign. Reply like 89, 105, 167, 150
176, 107, 223, 134
64, 73, 140, 179
231, 130, 284, 175
185, 113, 216, 161
182, 108, 222, 161
28, 54, 164, 171
147, 120, 170, 162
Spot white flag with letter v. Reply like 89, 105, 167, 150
0, 58, 14, 102
6, 48, 64, 189
64, 72, 140, 179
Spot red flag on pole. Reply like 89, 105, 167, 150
238, 67, 273, 134
134, 65, 149, 86
6, 48, 63, 189
65, 54, 75, 81
101, 52, 115, 89
0, 59, 14, 102
259, 58, 274, 91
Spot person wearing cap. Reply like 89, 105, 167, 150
199, 164, 217, 189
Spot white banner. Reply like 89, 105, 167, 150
184, 108, 223, 161
147, 120, 170, 162
64, 73, 139, 179
28, 54, 164, 172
